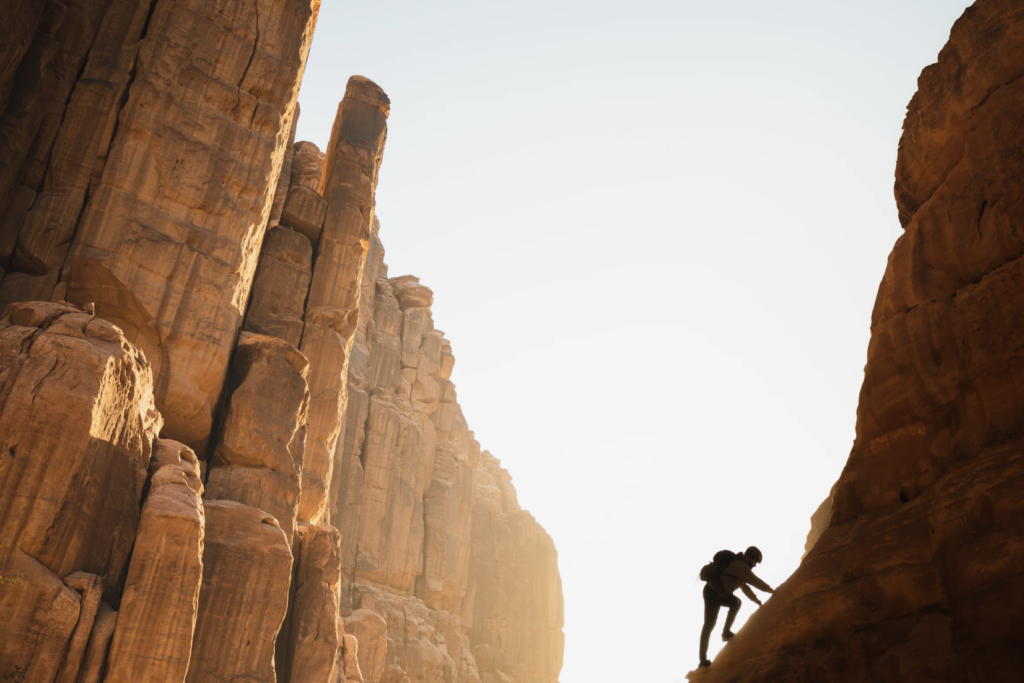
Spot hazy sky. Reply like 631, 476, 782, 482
297, 2, 973, 680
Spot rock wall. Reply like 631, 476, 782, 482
0, 0, 321, 453
331, 223, 563, 683
693, 2, 1024, 681
0, 3, 563, 683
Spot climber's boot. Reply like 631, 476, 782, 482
722, 631, 736, 641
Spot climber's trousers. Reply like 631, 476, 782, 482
699, 584, 741, 661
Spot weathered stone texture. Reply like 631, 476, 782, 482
0, 0, 110, 265
0, 301, 159, 591
292, 140, 326, 191
298, 75, 389, 524
341, 609, 386, 683
331, 224, 563, 683
287, 524, 342, 683
0, 300, 158, 680
206, 332, 309, 544
244, 226, 314, 348
282, 184, 329, 246
58, 0, 320, 452
0, 0, 155, 304
104, 439, 205, 683
269, 104, 301, 229
78, 601, 117, 683
694, 2, 1024, 681
468, 454, 564, 683
802, 484, 835, 559
185, 500, 293, 683
0, 550, 81, 683
0, 10, 563, 680
55, 571, 103, 683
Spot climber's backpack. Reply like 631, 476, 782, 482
699, 550, 739, 584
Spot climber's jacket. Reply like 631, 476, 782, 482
720, 560, 772, 602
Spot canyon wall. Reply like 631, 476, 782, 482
694, 1, 1024, 680
0, 3, 563, 683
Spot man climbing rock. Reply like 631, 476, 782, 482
697, 546, 774, 668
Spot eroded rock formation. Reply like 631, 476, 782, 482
693, 2, 1024, 680
329, 224, 563, 683
0, 4, 563, 683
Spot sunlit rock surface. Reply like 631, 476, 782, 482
104, 439, 205, 683
0, 4, 562, 682
331, 222, 564, 683
0, 300, 158, 680
693, 2, 1024, 680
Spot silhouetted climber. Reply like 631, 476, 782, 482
697, 546, 774, 668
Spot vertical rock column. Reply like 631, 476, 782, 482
78, 602, 118, 683
104, 439, 205, 683
286, 524, 342, 683
205, 332, 310, 545
0, 0, 156, 303
185, 500, 292, 683
55, 571, 103, 683
0, 301, 159, 587
243, 141, 325, 348
330, 222, 385, 604
297, 75, 389, 523
0, 0, 111, 262
59, 0, 321, 452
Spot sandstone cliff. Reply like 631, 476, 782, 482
692, 2, 1024, 680
0, 2, 563, 682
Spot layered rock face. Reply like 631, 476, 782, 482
0, 301, 159, 681
330, 225, 563, 683
695, 2, 1024, 680
0, 0, 321, 452
0, 5, 563, 683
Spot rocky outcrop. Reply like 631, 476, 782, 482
694, 2, 1024, 680
78, 602, 118, 683
185, 500, 293, 683
0, 0, 321, 454
286, 524, 343, 683
104, 439, 205, 683
801, 485, 835, 559
0, 300, 158, 680
298, 76, 390, 525
244, 226, 315, 348
0, 5, 562, 682
468, 454, 564, 683
0, 301, 159, 591
329, 223, 564, 683
206, 332, 309, 545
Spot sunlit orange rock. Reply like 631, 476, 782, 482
104, 439, 205, 683
298, 75, 389, 524
185, 500, 292, 683
0, 300, 159, 679
206, 332, 309, 545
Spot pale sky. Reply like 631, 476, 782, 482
297, 2, 974, 680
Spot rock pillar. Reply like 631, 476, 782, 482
297, 75, 389, 524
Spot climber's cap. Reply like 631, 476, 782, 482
745, 546, 763, 564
